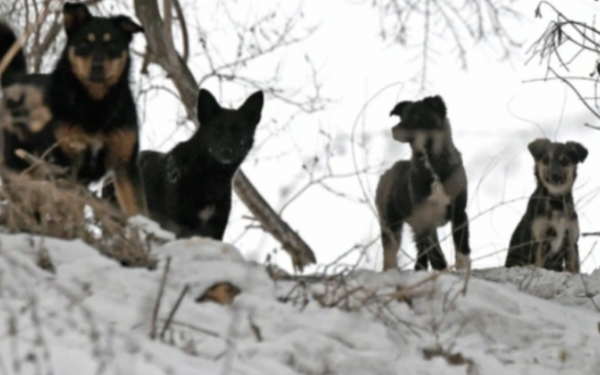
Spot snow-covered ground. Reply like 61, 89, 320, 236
0, 224, 599, 375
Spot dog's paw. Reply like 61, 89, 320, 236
0, 84, 51, 137
454, 252, 471, 270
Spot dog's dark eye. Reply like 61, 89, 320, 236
541, 155, 550, 165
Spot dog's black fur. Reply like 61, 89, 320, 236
505, 138, 587, 273
375, 95, 471, 271
104, 88, 264, 240
0, 2, 147, 217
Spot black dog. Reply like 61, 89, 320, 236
505, 138, 587, 273
376, 95, 471, 271
104, 88, 265, 240
0, 2, 146, 217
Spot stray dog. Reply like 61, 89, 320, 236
104, 88, 264, 240
376, 95, 471, 271
505, 138, 587, 273
0, 2, 146, 217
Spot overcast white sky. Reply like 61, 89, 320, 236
131, 0, 600, 274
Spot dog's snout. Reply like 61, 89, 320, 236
550, 171, 561, 183
90, 60, 105, 82
221, 147, 233, 160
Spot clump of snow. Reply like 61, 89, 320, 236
127, 215, 176, 242
0, 232, 599, 374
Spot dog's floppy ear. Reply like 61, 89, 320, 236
423, 95, 447, 119
566, 141, 588, 163
239, 90, 264, 126
389, 101, 412, 118
196, 89, 222, 125
63, 2, 92, 35
111, 15, 144, 36
528, 138, 551, 161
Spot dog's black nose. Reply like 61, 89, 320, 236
221, 148, 233, 160
550, 171, 561, 183
90, 61, 105, 82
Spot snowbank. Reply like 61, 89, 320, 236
0, 232, 599, 374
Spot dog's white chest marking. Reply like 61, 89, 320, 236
549, 210, 568, 254
198, 206, 215, 223
424, 155, 451, 207
407, 153, 451, 231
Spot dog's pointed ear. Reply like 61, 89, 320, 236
528, 138, 551, 161
196, 89, 222, 125
111, 15, 144, 36
239, 90, 264, 126
63, 2, 92, 35
423, 95, 447, 118
390, 101, 412, 118
566, 141, 588, 163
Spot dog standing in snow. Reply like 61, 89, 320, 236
505, 138, 587, 273
376, 95, 471, 271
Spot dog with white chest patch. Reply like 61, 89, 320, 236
376, 95, 471, 271
505, 138, 588, 273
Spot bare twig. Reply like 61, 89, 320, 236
160, 284, 189, 340
150, 256, 171, 340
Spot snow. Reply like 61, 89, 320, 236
0, 228, 599, 374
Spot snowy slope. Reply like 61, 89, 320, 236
0, 230, 599, 375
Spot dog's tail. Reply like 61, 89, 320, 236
0, 22, 27, 88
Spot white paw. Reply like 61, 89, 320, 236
455, 252, 471, 270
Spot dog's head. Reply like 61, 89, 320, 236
528, 138, 588, 195
389, 95, 448, 151
62, 2, 143, 100
195, 89, 264, 165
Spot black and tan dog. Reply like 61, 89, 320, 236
376, 95, 471, 271
505, 138, 587, 273
0, 2, 146, 217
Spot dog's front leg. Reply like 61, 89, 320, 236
450, 190, 471, 270
106, 129, 147, 217
565, 224, 580, 273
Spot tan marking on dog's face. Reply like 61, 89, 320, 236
87, 33, 96, 42
103, 33, 111, 42
67, 48, 127, 100
103, 51, 128, 87
68, 47, 92, 81
535, 160, 576, 196
529, 139, 584, 196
